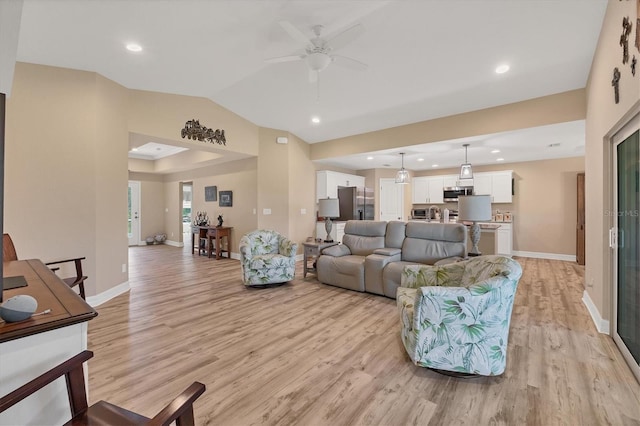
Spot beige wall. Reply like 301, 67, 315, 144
128, 89, 260, 157
287, 133, 317, 245
4, 63, 128, 295
585, 0, 640, 322
414, 157, 584, 255
311, 90, 586, 160
163, 158, 259, 253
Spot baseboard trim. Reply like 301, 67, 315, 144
164, 240, 184, 247
86, 281, 130, 308
582, 290, 610, 334
512, 250, 576, 262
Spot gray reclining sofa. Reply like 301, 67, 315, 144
316, 220, 467, 299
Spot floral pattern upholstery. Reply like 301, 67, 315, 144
397, 255, 522, 376
239, 230, 298, 286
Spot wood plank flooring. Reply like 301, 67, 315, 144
87, 246, 640, 425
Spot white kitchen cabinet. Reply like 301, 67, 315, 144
317, 171, 365, 200
491, 171, 513, 203
475, 222, 512, 256
411, 177, 428, 203
472, 171, 513, 203
442, 175, 458, 188
412, 176, 444, 204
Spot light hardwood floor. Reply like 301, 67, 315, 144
87, 246, 640, 425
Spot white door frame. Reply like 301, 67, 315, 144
128, 181, 141, 246
611, 111, 640, 383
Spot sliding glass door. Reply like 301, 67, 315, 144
613, 115, 640, 382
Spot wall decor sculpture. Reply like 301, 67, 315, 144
181, 119, 226, 145
621, 16, 633, 64
612, 67, 621, 104
632, 56, 637, 76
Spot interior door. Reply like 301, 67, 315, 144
612, 114, 639, 383
128, 181, 141, 246
379, 178, 404, 221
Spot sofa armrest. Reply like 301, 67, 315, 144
321, 244, 351, 257
373, 247, 401, 256
434, 256, 465, 266
401, 261, 467, 289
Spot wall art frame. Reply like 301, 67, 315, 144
205, 186, 217, 202
219, 190, 233, 207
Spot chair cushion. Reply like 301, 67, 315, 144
249, 254, 292, 270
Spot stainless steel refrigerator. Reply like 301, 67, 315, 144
337, 186, 374, 221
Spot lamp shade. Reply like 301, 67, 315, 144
458, 195, 492, 222
318, 198, 340, 218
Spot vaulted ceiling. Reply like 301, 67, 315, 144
12, 0, 607, 171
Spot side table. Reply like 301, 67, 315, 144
303, 241, 337, 277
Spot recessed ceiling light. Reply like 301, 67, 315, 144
495, 64, 510, 74
367, 156, 373, 160
496, 158, 505, 162
311, 116, 320, 124
491, 149, 501, 154
417, 158, 424, 162
126, 43, 143, 52
432, 164, 439, 168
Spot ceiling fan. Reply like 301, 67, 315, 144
265, 21, 368, 82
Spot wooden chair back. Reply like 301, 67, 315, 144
0, 350, 206, 425
2, 234, 18, 262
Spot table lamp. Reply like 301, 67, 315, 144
458, 195, 492, 256
318, 198, 340, 243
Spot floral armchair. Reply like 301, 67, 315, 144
239, 230, 298, 286
397, 255, 522, 376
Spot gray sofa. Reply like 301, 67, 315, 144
316, 220, 467, 298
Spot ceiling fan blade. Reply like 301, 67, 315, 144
308, 69, 318, 83
326, 23, 364, 51
332, 55, 368, 71
278, 20, 311, 46
264, 54, 305, 64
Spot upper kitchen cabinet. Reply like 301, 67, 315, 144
412, 176, 444, 204
473, 171, 513, 203
317, 171, 365, 200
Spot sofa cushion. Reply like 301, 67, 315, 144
385, 221, 406, 249
402, 223, 467, 263
316, 254, 366, 292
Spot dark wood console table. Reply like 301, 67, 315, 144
191, 226, 233, 259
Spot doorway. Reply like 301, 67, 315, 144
128, 181, 141, 246
379, 178, 404, 221
577, 172, 585, 265
181, 182, 193, 245
612, 113, 639, 382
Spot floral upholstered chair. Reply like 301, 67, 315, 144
397, 255, 522, 376
239, 230, 298, 286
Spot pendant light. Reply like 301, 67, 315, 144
395, 152, 410, 184
459, 143, 473, 179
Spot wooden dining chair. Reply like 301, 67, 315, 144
3, 233, 88, 300
0, 350, 206, 426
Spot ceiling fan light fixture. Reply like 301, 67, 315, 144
395, 152, 410, 184
306, 52, 332, 72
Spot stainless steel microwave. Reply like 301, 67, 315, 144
443, 186, 473, 202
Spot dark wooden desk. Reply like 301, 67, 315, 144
1, 259, 97, 343
191, 226, 233, 259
